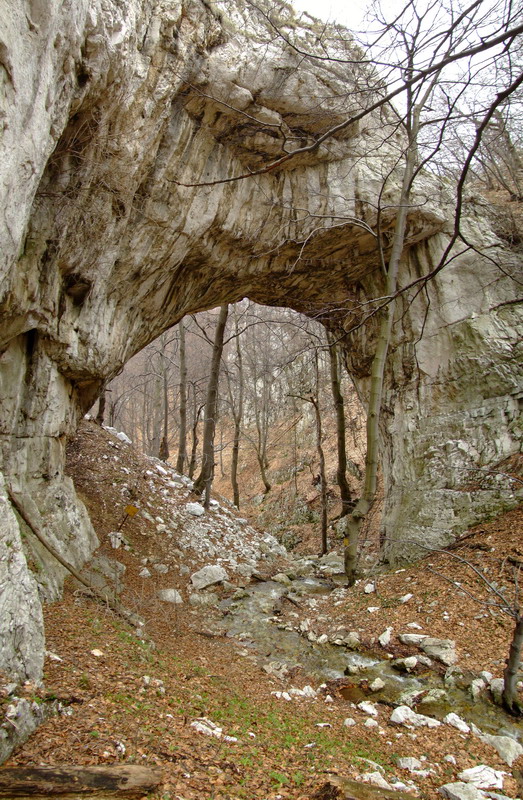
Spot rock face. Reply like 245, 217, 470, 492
0, 0, 521, 681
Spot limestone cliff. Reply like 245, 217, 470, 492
0, 0, 521, 683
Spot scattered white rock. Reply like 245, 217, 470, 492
367, 607, 380, 613
444, 755, 457, 765
289, 685, 317, 699
400, 593, 413, 603
362, 772, 393, 790
364, 583, 376, 594
186, 502, 205, 517
154, 563, 169, 574
344, 718, 356, 727
471, 725, 523, 767
378, 627, 393, 647
370, 678, 385, 692
397, 757, 423, 771
470, 679, 486, 700
191, 718, 223, 738
358, 701, 379, 717
271, 691, 292, 701
458, 766, 504, 789
157, 588, 183, 604
444, 713, 471, 733
90, 649, 104, 657
421, 637, 457, 666
301, 685, 318, 698
262, 661, 289, 680
399, 633, 427, 646
316, 722, 331, 728
439, 781, 489, 800
139, 567, 151, 578
108, 531, 124, 549
407, 622, 423, 629
390, 705, 441, 728
364, 718, 379, 728
45, 651, 62, 662
190, 565, 228, 590
489, 678, 504, 703
403, 656, 418, 671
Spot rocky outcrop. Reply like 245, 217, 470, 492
0, 0, 521, 682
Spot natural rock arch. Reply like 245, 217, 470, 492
0, 0, 521, 683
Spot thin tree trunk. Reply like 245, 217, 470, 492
256, 450, 272, 494
159, 345, 169, 462
327, 332, 352, 517
176, 320, 187, 473
192, 305, 229, 496
344, 89, 423, 584
310, 394, 328, 555
229, 312, 244, 508
502, 614, 523, 715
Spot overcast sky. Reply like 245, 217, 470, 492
291, 0, 368, 30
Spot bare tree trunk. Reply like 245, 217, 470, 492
344, 87, 424, 584
310, 393, 328, 555
256, 450, 272, 494
188, 387, 203, 480
502, 614, 523, 715
159, 343, 169, 462
229, 311, 244, 508
327, 332, 352, 517
192, 304, 229, 496
176, 319, 187, 473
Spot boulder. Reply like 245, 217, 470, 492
439, 782, 488, 800
186, 503, 205, 517
390, 705, 441, 728
443, 713, 470, 733
471, 725, 523, 767
420, 637, 457, 666
190, 565, 228, 590
157, 589, 183, 604
457, 766, 504, 790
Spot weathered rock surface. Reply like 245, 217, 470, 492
0, 0, 521, 682
190, 564, 229, 589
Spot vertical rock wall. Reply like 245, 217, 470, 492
0, 0, 521, 683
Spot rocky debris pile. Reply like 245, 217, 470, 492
90, 422, 288, 598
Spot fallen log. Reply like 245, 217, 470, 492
0, 765, 162, 799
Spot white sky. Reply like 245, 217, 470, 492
291, 0, 368, 30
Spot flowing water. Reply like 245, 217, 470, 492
215, 577, 522, 740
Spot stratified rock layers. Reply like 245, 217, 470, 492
0, 0, 521, 681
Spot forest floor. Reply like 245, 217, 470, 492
4, 420, 523, 800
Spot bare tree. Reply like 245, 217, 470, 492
176, 319, 188, 474
327, 331, 353, 518
192, 305, 229, 500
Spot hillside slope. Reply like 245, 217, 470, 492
2, 420, 522, 799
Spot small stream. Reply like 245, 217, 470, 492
214, 577, 522, 740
